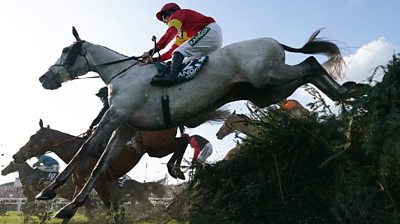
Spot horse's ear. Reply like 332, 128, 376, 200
39, 119, 43, 129
47, 125, 50, 128
72, 26, 81, 41
232, 110, 236, 115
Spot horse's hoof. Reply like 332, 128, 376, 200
54, 204, 76, 219
36, 188, 56, 200
176, 171, 186, 180
342, 81, 357, 90
168, 169, 178, 179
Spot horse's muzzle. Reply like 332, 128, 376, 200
39, 72, 62, 90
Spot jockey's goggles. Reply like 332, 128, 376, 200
161, 12, 169, 22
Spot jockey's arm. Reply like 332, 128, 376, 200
33, 157, 44, 167
156, 25, 178, 51
158, 44, 179, 61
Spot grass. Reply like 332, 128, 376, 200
0, 208, 187, 224
0, 211, 88, 223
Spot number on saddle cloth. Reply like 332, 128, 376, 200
46, 172, 58, 182
153, 56, 209, 81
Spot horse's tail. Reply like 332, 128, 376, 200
280, 29, 345, 80
183, 108, 230, 128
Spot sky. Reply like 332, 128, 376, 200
0, 0, 399, 185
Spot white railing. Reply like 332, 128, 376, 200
0, 197, 69, 212
148, 197, 173, 205
0, 198, 27, 211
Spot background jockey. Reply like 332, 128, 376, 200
278, 98, 309, 116
86, 86, 109, 136
33, 154, 60, 173
141, 2, 223, 86
189, 134, 213, 164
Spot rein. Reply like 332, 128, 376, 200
55, 39, 143, 81
52, 132, 86, 148
87, 55, 142, 70
70, 55, 143, 81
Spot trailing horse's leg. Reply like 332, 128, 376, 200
54, 124, 134, 219
167, 155, 178, 179
167, 137, 188, 180
301, 56, 347, 100
36, 110, 123, 200
174, 138, 189, 180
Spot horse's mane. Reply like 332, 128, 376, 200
98, 44, 129, 58
235, 113, 252, 122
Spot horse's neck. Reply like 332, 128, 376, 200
86, 43, 133, 83
50, 131, 85, 163
230, 116, 254, 135
18, 163, 36, 181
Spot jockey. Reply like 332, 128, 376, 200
189, 135, 213, 164
33, 154, 60, 173
278, 98, 309, 116
86, 87, 109, 136
142, 3, 223, 86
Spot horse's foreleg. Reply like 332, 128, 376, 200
36, 111, 121, 201
54, 124, 134, 219
35, 138, 102, 200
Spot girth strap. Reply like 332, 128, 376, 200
162, 90, 172, 128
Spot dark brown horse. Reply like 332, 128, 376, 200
12, 119, 187, 219
0, 161, 95, 220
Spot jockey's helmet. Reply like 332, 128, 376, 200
156, 3, 181, 21
95, 87, 108, 98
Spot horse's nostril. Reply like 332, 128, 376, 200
39, 74, 47, 83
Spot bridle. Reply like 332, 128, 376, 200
47, 40, 142, 84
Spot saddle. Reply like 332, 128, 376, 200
153, 56, 208, 83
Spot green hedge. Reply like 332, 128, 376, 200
177, 54, 400, 224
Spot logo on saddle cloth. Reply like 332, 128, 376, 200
153, 56, 209, 82
177, 56, 208, 81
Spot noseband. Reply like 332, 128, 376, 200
48, 40, 90, 82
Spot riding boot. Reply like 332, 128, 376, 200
151, 52, 184, 86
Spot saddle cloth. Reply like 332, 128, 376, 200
45, 172, 58, 182
153, 56, 208, 82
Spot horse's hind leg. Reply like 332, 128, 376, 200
54, 124, 134, 219
300, 56, 347, 101
167, 138, 188, 180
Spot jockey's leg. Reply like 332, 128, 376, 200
151, 52, 184, 86
198, 143, 213, 162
